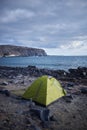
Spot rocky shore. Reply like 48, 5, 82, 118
0, 65, 87, 85
0, 66, 87, 130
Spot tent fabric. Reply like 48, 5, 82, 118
23, 75, 66, 106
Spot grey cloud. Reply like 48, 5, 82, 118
0, 0, 87, 55
0, 9, 35, 23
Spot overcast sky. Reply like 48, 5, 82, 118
0, 0, 87, 55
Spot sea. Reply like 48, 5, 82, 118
0, 56, 87, 71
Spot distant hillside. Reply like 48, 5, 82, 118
0, 45, 47, 57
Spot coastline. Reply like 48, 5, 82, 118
0, 55, 87, 71
0, 65, 87, 85
0, 65, 87, 130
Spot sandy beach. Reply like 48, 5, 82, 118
0, 66, 87, 130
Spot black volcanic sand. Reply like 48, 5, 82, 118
0, 66, 87, 130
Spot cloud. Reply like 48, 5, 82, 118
60, 41, 84, 49
45, 41, 87, 56
34, 23, 67, 31
0, 9, 35, 23
0, 0, 87, 55
44, 39, 87, 55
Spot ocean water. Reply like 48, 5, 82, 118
0, 56, 87, 71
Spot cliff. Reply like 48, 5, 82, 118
0, 45, 47, 57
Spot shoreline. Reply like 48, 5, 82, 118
0, 65, 87, 85
0, 55, 87, 71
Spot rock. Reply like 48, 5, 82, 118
21, 80, 24, 84
83, 72, 86, 76
30, 107, 50, 122
25, 117, 32, 124
13, 79, 19, 84
41, 121, 50, 128
63, 94, 73, 103
67, 82, 75, 87
64, 72, 67, 76
50, 115, 57, 121
1, 81, 8, 85
29, 99, 35, 108
73, 115, 76, 119
40, 109, 50, 122
15, 110, 23, 115
69, 67, 87, 78
80, 88, 87, 94
0, 90, 10, 96
0, 89, 4, 93
0, 66, 87, 85
16, 74, 23, 79
4, 90, 10, 96
28, 66, 37, 70
30, 125, 41, 130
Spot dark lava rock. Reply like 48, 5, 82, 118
30, 108, 50, 122
69, 67, 87, 78
0, 90, 10, 96
4, 90, 10, 96
80, 88, 87, 94
67, 82, 75, 87
0, 66, 87, 85
50, 115, 57, 121
29, 125, 41, 130
41, 121, 50, 129
63, 94, 73, 103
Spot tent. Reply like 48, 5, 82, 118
23, 75, 66, 106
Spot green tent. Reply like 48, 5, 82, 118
23, 75, 66, 106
